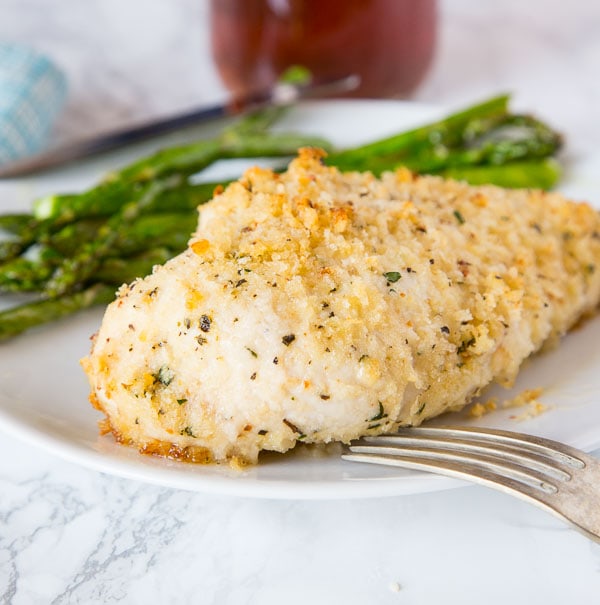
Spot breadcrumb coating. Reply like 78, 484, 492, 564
82, 149, 600, 464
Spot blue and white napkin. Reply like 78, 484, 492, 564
0, 43, 67, 164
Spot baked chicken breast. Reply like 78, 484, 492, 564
82, 149, 600, 464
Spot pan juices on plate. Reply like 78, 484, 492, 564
82, 148, 600, 465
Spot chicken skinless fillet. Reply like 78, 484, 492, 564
82, 149, 600, 465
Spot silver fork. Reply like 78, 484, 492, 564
342, 426, 600, 543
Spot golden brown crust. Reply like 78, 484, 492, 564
82, 149, 600, 464
96, 405, 215, 464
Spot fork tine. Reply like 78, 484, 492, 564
342, 426, 600, 544
358, 435, 572, 482
342, 449, 557, 499
346, 444, 560, 494
389, 426, 586, 469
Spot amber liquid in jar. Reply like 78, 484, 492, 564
210, 0, 437, 98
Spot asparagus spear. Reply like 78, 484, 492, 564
0, 247, 61, 292
0, 179, 222, 269
0, 246, 186, 339
0, 176, 216, 290
0, 217, 63, 263
45, 176, 185, 296
326, 94, 511, 171
328, 109, 562, 179
0, 283, 115, 341
0, 212, 197, 292
42, 219, 104, 256
0, 241, 26, 263
33, 144, 221, 222
111, 213, 196, 256
94, 247, 176, 285
33, 131, 329, 222
0, 213, 34, 235
405, 114, 562, 173
143, 180, 228, 212
0, 182, 202, 276
441, 158, 562, 190
32, 180, 221, 229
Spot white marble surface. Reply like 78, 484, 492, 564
2, 1, 600, 603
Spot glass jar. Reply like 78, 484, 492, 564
209, 0, 437, 98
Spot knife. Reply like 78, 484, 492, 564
0, 74, 359, 178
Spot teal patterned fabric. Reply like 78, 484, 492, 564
0, 44, 67, 164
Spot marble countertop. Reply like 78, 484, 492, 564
2, 1, 600, 602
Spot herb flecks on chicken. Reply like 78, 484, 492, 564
82, 149, 600, 465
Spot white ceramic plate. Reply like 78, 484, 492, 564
1, 100, 600, 499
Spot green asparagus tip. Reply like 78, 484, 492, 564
32, 194, 58, 220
